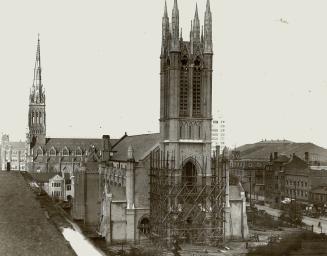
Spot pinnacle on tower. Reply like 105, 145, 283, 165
162, 0, 170, 52
206, 0, 211, 13
193, 3, 200, 43
164, 0, 168, 18
171, 0, 180, 51
204, 0, 213, 53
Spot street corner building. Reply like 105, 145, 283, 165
25, 0, 248, 247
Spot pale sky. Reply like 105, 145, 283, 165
0, 0, 327, 148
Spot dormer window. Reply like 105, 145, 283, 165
76, 148, 82, 156
63, 148, 69, 156
37, 147, 43, 156
49, 148, 56, 156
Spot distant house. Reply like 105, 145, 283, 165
31, 172, 73, 201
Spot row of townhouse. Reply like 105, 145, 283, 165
265, 152, 327, 208
230, 151, 327, 208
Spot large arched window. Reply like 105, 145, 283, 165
180, 55, 189, 117
163, 58, 170, 119
192, 57, 201, 117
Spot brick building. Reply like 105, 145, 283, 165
229, 154, 267, 202
284, 154, 310, 204
264, 153, 290, 208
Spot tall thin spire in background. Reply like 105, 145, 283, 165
30, 35, 45, 104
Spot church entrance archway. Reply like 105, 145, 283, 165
138, 217, 150, 235
182, 161, 197, 188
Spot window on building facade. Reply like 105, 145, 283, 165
63, 148, 69, 156
50, 148, 56, 156
76, 148, 82, 156
192, 57, 201, 117
179, 56, 188, 117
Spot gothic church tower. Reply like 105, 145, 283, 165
160, 0, 213, 175
28, 36, 46, 147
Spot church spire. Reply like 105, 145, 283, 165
171, 0, 180, 51
204, 0, 213, 53
28, 35, 46, 148
31, 34, 45, 104
193, 3, 200, 43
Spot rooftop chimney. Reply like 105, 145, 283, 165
102, 135, 111, 162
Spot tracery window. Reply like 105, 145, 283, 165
192, 57, 201, 117
164, 58, 170, 118
180, 55, 189, 117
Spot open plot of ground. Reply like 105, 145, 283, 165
0, 171, 75, 256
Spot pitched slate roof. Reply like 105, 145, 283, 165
30, 172, 58, 183
45, 138, 102, 150
274, 154, 290, 163
111, 133, 160, 162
